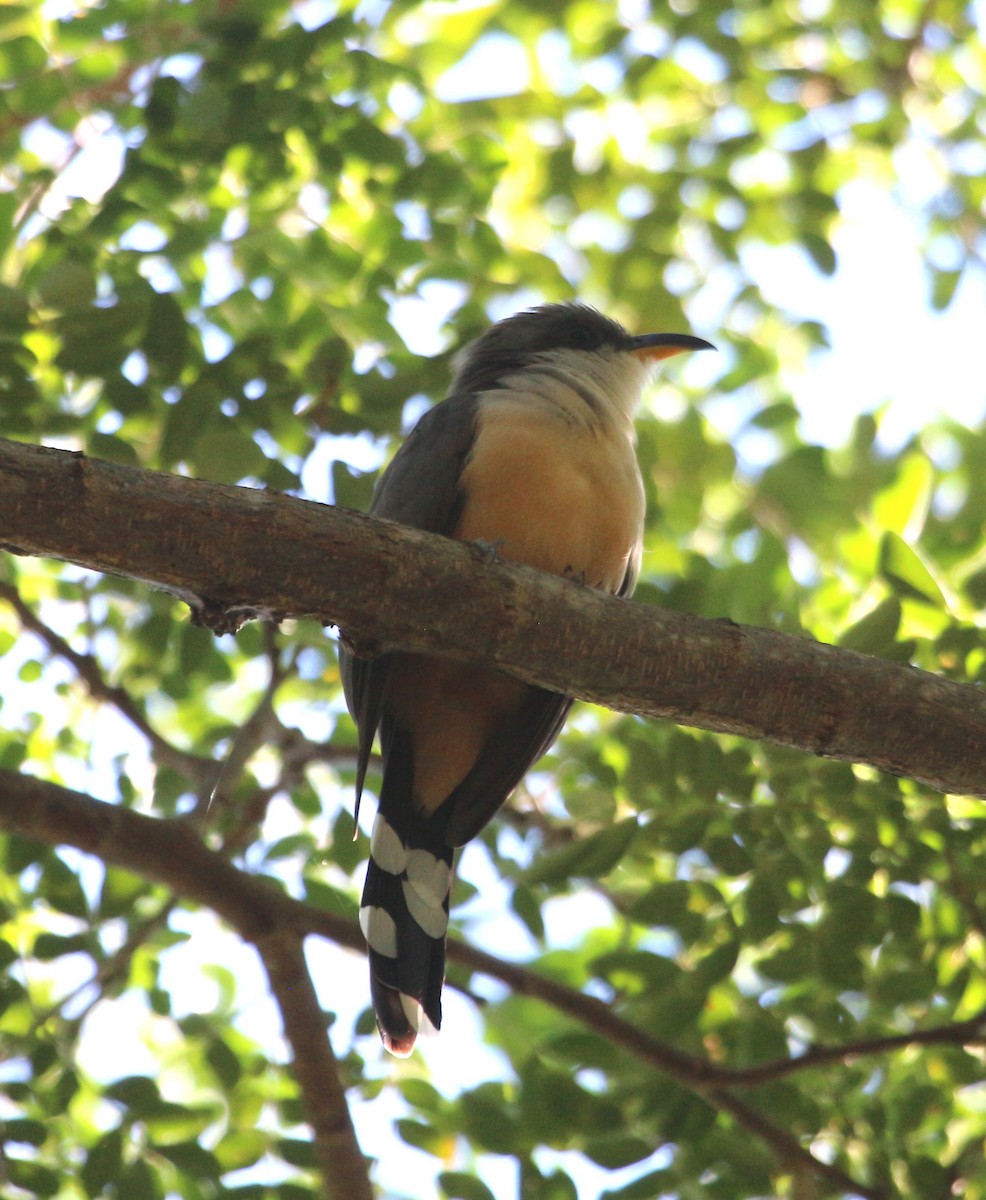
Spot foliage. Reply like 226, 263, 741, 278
2, 1, 986, 1198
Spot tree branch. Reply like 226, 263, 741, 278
0, 768, 373, 1193
2, 437, 986, 798
256, 931, 373, 1200
0, 579, 214, 787
718, 1013, 986, 1086
0, 769, 891, 1198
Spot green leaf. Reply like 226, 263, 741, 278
801, 231, 837, 275
523, 819, 638, 885
302, 878, 357, 918
0, 938, 19, 969
214, 1129, 268, 1172
438, 1173, 496, 1200
144, 291, 190, 378
4, 1118, 46, 1146
930, 267, 962, 310
511, 882, 545, 939
104, 1076, 162, 1113
114, 1157, 163, 1200
39, 854, 88, 919
879, 532, 946, 608
600, 1169, 675, 1200
400, 1077, 443, 1111
6, 1159, 61, 1196
206, 1038, 242, 1088
192, 426, 269, 483
458, 1084, 518, 1154
81, 1128, 123, 1195
583, 1133, 652, 1169
395, 1118, 447, 1156
36, 260, 97, 310
54, 300, 146, 374
275, 1137, 317, 1169
0, 280, 29, 328
840, 596, 901, 654
88, 432, 141, 466
97, 867, 147, 919
0, 35, 46, 76
32, 932, 92, 960
628, 881, 690, 927
154, 1140, 220, 1178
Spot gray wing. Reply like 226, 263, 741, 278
440, 687, 573, 847
368, 393, 480, 531
339, 394, 480, 810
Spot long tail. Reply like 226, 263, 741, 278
359, 728, 452, 1057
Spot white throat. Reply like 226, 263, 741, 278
505, 347, 653, 431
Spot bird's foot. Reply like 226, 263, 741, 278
469, 539, 505, 565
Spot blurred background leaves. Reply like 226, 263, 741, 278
1, 0, 986, 1197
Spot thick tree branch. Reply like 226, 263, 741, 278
2, 437, 985, 798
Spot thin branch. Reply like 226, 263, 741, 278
705, 1086, 888, 1200
257, 931, 373, 1200
0, 577, 360, 846
26, 899, 177, 1036
720, 1013, 986, 1086
443, 942, 889, 1196
0, 769, 373, 1193
213, 717, 365, 855
0, 580, 214, 788
200, 628, 290, 823
0, 770, 328, 947
3, 436, 986, 797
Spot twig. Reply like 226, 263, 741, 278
0, 581, 214, 788
202, 626, 290, 822
720, 1012, 986, 1086
257, 931, 372, 1200
27, 899, 177, 1035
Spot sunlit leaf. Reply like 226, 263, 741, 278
879, 531, 947, 608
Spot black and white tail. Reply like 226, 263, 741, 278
358, 729, 452, 1057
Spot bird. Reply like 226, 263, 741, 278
340, 302, 713, 1055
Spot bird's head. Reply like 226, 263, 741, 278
449, 303, 714, 418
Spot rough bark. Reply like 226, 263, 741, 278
3, 436, 985, 797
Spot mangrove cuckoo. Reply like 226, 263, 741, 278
340, 303, 713, 1055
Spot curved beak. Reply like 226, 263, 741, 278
628, 333, 716, 362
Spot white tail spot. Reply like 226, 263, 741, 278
402, 878, 449, 938
396, 994, 438, 1040
359, 904, 398, 958
370, 814, 407, 875
400, 992, 423, 1033
405, 849, 451, 909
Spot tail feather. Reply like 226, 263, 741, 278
369, 973, 427, 1058
359, 728, 452, 1055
